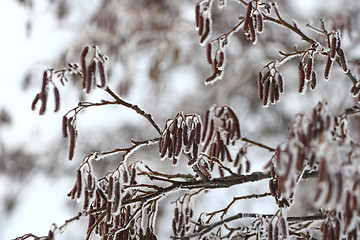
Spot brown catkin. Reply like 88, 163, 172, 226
261, 70, 270, 84
86, 60, 97, 93
195, 122, 201, 144
53, 87, 60, 112
200, 18, 210, 44
76, 169, 82, 199
186, 129, 196, 151
174, 127, 182, 157
113, 179, 120, 213
39, 91, 47, 115
249, 16, 256, 43
62, 116, 68, 138
245, 160, 250, 173
106, 201, 112, 223
336, 47, 348, 72
202, 109, 210, 142
67, 183, 77, 199
268, 222, 273, 240
198, 14, 204, 36
243, 1, 253, 32
274, 84, 280, 101
40, 71, 48, 98
195, 3, 200, 28
167, 138, 173, 159
130, 167, 136, 185
31, 93, 40, 111
204, 70, 217, 84
324, 55, 332, 80
330, 36, 337, 59
310, 71, 317, 90
172, 219, 177, 234
269, 79, 276, 104
203, 119, 214, 150
174, 207, 179, 222
256, 13, 263, 32
192, 142, 198, 163
122, 169, 129, 183
160, 130, 171, 158
217, 51, 224, 68
206, 43, 212, 64
98, 61, 107, 88
335, 218, 340, 240
296, 151, 305, 171
178, 213, 184, 232
81, 46, 90, 88
69, 125, 76, 160
274, 223, 279, 240
216, 106, 225, 117
224, 146, 232, 162
258, 72, 263, 99
83, 189, 89, 210
298, 71, 305, 94
107, 176, 113, 199
269, 180, 276, 196
277, 73, 284, 93
263, 79, 270, 106
298, 61, 305, 84
305, 54, 313, 80
280, 217, 287, 238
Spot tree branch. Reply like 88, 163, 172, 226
105, 87, 162, 135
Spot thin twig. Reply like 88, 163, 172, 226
241, 137, 276, 152
105, 87, 162, 135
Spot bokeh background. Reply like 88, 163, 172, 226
1, 0, 360, 239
